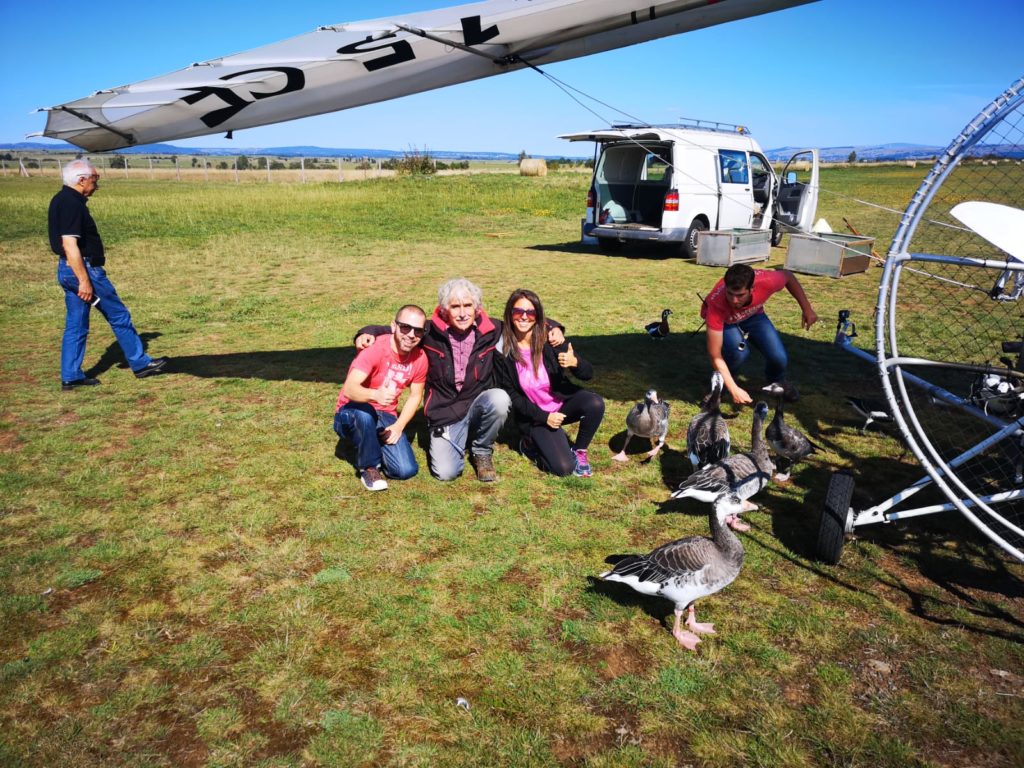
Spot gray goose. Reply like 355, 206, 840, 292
763, 391, 817, 482
612, 389, 671, 462
600, 493, 745, 650
671, 401, 774, 529
686, 371, 731, 469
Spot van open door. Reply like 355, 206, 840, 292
773, 149, 820, 239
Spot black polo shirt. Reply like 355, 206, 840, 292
48, 185, 105, 267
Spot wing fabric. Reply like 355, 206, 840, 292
38, 0, 816, 151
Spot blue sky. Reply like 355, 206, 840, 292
1, 0, 1021, 155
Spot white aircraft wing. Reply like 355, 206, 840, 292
37, 0, 816, 152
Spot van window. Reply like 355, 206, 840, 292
718, 150, 749, 184
643, 152, 670, 182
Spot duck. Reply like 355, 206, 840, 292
686, 371, 731, 469
612, 389, 671, 462
600, 492, 745, 650
645, 309, 672, 339
671, 401, 774, 530
764, 395, 817, 482
845, 396, 893, 432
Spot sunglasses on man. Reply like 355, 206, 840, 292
395, 321, 427, 338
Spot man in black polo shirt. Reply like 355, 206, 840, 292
49, 159, 167, 390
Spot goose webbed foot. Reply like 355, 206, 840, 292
672, 609, 702, 650
686, 606, 716, 635
725, 514, 751, 532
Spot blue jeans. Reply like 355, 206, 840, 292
57, 261, 153, 382
428, 388, 511, 481
720, 311, 788, 383
334, 402, 418, 479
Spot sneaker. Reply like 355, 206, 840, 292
359, 466, 388, 491
573, 448, 592, 477
519, 436, 539, 465
134, 357, 169, 379
61, 377, 100, 391
470, 453, 497, 483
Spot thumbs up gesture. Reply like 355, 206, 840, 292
557, 342, 577, 369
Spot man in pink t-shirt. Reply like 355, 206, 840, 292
701, 264, 818, 405
334, 305, 428, 491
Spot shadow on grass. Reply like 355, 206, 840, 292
528, 241, 681, 261
585, 575, 677, 629
85, 331, 163, 377
167, 346, 357, 383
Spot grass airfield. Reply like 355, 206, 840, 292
1, 168, 1022, 767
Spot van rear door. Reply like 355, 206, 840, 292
774, 149, 820, 235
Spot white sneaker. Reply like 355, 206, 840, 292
360, 466, 388, 491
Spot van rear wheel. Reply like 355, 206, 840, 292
681, 219, 706, 259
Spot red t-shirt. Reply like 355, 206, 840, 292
335, 335, 427, 415
701, 270, 788, 332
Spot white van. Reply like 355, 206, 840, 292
560, 122, 820, 257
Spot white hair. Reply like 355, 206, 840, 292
437, 277, 483, 312
62, 158, 97, 187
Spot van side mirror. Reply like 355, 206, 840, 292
786, 171, 797, 184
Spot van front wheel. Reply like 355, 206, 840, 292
681, 219, 706, 258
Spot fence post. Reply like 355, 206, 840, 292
265, 157, 271, 182
203, 156, 209, 182
301, 157, 306, 184
123, 156, 129, 179
1, 160, 6, 176
19, 158, 29, 177
337, 157, 343, 182
148, 157, 154, 180
175, 156, 180, 181
233, 158, 239, 183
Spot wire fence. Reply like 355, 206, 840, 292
0, 154, 412, 183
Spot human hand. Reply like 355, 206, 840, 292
547, 325, 565, 346
802, 309, 818, 330
546, 411, 566, 428
730, 387, 753, 405
380, 426, 403, 445
557, 342, 577, 369
77, 281, 94, 303
375, 384, 397, 408
355, 333, 375, 350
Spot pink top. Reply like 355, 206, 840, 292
335, 335, 427, 415
701, 269, 788, 331
515, 348, 564, 413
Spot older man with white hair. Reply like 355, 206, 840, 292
49, 159, 167, 389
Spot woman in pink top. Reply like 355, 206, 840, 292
494, 289, 605, 477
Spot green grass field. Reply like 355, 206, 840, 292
1, 167, 1022, 767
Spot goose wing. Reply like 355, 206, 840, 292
608, 535, 715, 583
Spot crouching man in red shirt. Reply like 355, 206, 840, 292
701, 264, 818, 405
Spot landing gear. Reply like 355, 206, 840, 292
817, 471, 855, 564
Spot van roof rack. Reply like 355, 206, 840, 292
608, 118, 750, 135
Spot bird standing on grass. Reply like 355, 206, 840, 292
686, 371, 731, 469
845, 396, 893, 432
762, 386, 817, 482
671, 401, 774, 531
612, 389, 671, 462
600, 492, 745, 651
645, 309, 672, 339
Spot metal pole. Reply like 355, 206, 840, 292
266, 157, 271, 182
301, 156, 306, 183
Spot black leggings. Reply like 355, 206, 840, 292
527, 389, 605, 476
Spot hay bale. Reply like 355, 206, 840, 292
519, 158, 547, 177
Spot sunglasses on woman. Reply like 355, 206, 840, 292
511, 307, 537, 320
395, 322, 427, 338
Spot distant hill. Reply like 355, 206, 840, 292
4, 140, 1022, 162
